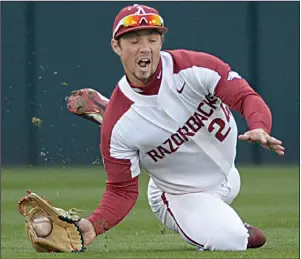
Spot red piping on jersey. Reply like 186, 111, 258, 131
88, 87, 139, 235
161, 192, 205, 248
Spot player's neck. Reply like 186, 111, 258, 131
126, 74, 151, 87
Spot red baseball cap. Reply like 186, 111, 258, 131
112, 4, 168, 39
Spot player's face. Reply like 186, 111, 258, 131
111, 30, 163, 86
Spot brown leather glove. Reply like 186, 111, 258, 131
17, 190, 86, 253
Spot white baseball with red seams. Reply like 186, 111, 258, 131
33, 217, 52, 237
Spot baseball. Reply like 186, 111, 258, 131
33, 217, 52, 237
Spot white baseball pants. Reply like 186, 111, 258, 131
147, 167, 249, 251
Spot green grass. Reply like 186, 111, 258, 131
1, 166, 299, 258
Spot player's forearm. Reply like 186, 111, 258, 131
239, 94, 272, 134
88, 178, 139, 236
215, 80, 272, 134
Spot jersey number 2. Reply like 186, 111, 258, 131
208, 103, 231, 142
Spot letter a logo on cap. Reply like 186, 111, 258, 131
133, 4, 147, 14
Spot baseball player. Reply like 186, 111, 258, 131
67, 4, 285, 251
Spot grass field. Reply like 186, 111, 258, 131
1, 166, 299, 258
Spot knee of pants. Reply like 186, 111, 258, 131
207, 225, 248, 251
226, 167, 241, 204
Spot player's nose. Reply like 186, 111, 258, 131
139, 39, 152, 53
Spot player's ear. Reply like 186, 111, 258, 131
111, 39, 122, 56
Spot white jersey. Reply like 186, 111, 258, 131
101, 50, 239, 194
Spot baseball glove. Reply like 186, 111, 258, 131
17, 190, 86, 253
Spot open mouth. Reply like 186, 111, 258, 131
138, 58, 151, 69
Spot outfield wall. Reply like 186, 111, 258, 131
2, 2, 299, 165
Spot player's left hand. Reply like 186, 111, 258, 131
76, 219, 96, 247
238, 128, 285, 156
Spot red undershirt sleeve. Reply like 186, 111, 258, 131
87, 175, 139, 235
87, 88, 140, 236
213, 60, 272, 134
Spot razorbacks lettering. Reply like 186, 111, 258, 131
146, 94, 232, 162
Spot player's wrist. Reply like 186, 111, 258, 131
87, 214, 109, 236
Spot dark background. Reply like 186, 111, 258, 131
2, 1, 299, 166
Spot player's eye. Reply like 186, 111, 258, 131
149, 38, 158, 43
129, 39, 139, 44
